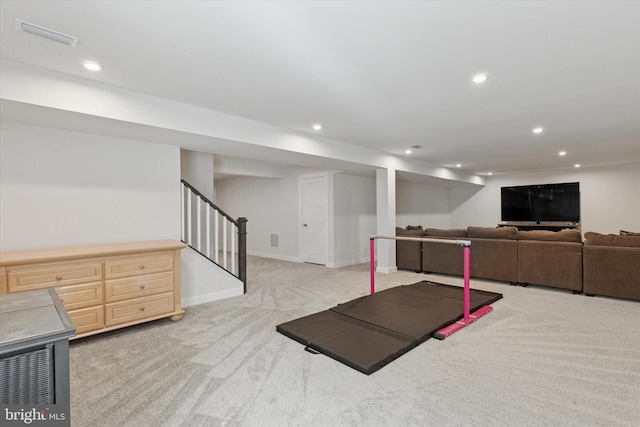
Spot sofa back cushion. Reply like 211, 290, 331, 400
518, 230, 582, 243
467, 226, 517, 240
396, 227, 424, 237
584, 232, 640, 247
424, 228, 467, 238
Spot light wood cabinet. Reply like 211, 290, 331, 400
0, 240, 186, 339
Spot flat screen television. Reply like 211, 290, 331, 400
501, 182, 580, 223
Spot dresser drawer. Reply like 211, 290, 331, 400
104, 252, 174, 279
55, 282, 103, 310
68, 306, 104, 336
105, 292, 174, 326
7, 261, 103, 293
105, 271, 174, 303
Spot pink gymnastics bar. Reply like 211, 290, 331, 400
370, 235, 493, 339
370, 237, 376, 294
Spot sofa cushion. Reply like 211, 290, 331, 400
518, 230, 582, 243
467, 226, 517, 240
405, 225, 423, 231
584, 232, 640, 247
396, 227, 424, 237
423, 228, 467, 238
620, 229, 640, 236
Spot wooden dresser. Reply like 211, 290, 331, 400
0, 240, 186, 339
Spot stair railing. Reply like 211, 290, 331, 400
180, 179, 247, 292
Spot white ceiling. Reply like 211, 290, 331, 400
1, 1, 639, 177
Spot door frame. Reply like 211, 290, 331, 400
298, 172, 333, 265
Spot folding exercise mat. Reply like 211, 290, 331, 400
276, 281, 502, 375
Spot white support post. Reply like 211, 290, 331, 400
375, 168, 397, 274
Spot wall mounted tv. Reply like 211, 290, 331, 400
501, 182, 580, 223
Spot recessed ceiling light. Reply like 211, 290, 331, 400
471, 73, 488, 84
83, 61, 102, 71
558, 151, 567, 156
488, 172, 493, 176
574, 164, 581, 168
532, 127, 543, 134
405, 149, 412, 154
456, 163, 462, 168
312, 124, 322, 131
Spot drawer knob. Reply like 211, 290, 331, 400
56, 275, 63, 280
139, 306, 145, 311
140, 285, 146, 290
139, 264, 145, 270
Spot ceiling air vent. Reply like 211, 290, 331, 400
15, 19, 79, 47
411, 145, 423, 149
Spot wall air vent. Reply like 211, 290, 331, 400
15, 19, 79, 47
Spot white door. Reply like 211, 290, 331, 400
300, 174, 327, 265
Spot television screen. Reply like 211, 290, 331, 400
501, 182, 580, 222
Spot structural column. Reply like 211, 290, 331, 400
376, 168, 397, 273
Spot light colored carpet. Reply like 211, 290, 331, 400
69, 256, 640, 426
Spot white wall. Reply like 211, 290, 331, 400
181, 247, 243, 306
0, 122, 181, 250
449, 163, 640, 234
396, 181, 452, 229
394, 164, 640, 235
216, 166, 323, 262
330, 173, 376, 268
0, 122, 244, 306
180, 149, 215, 200
218, 162, 639, 269
216, 168, 377, 267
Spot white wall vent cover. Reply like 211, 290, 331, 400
15, 19, 79, 47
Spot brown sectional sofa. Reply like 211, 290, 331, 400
517, 230, 583, 293
466, 226, 519, 283
396, 226, 640, 301
395, 227, 424, 272
420, 228, 467, 277
583, 232, 640, 300
420, 227, 518, 283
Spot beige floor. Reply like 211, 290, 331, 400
69, 256, 640, 426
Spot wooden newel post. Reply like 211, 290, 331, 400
237, 217, 248, 293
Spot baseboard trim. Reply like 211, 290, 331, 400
182, 287, 244, 307
376, 266, 398, 274
327, 256, 370, 269
247, 251, 301, 263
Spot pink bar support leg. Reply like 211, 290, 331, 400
369, 237, 375, 294
433, 242, 493, 340
463, 246, 470, 323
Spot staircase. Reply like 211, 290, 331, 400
180, 179, 247, 293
